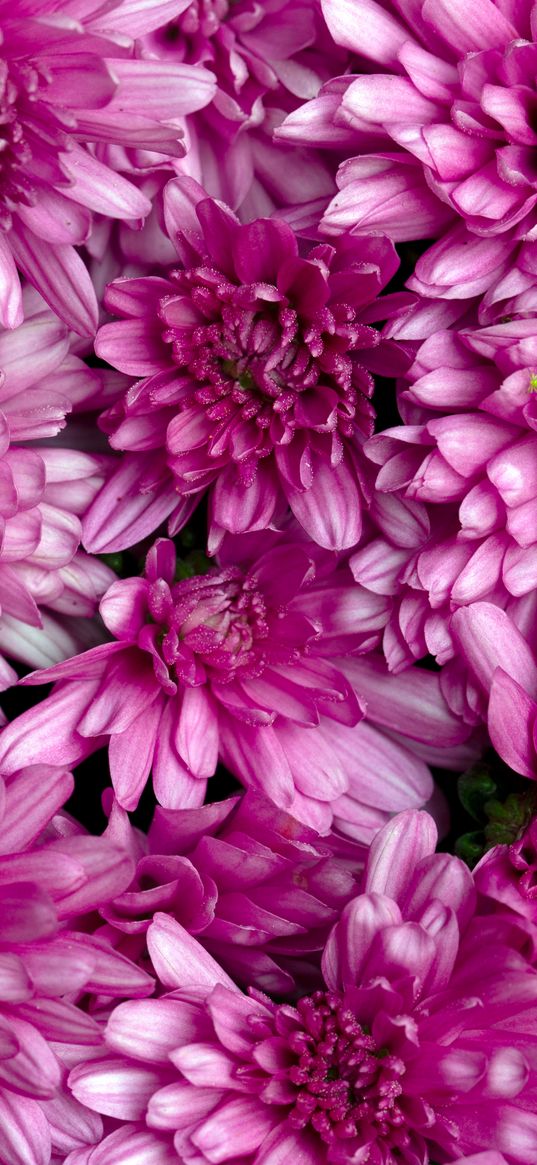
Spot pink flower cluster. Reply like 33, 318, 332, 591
0, 1, 536, 1162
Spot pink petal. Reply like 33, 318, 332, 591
147, 913, 236, 993
488, 668, 537, 777
0, 233, 22, 329
9, 226, 98, 337
322, 0, 410, 65
0, 1093, 51, 1165
69, 1059, 162, 1120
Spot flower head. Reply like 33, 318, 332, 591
0, 0, 215, 334
102, 789, 364, 995
87, 176, 412, 553
355, 311, 537, 709
136, 0, 344, 214
69, 810, 537, 1165
0, 529, 462, 831
278, 0, 537, 317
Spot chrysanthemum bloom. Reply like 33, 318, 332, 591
0, 761, 154, 1165
133, 0, 344, 216
85, 175, 413, 554
358, 313, 537, 700
101, 789, 364, 996
0, 0, 215, 335
0, 288, 116, 687
70, 809, 537, 1164
278, 1, 537, 320
0, 531, 467, 831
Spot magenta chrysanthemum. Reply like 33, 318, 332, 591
347, 311, 537, 708
69, 811, 537, 1165
0, 530, 464, 831
0, 0, 215, 335
135, 0, 343, 214
278, 0, 537, 316
100, 789, 364, 995
85, 175, 412, 553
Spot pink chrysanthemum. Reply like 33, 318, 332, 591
100, 789, 365, 996
0, 530, 469, 831
353, 312, 537, 704
0, 761, 153, 1165
69, 810, 537, 1165
85, 176, 412, 554
0, 287, 116, 686
0, 0, 215, 335
279, 1, 537, 316
135, 0, 344, 215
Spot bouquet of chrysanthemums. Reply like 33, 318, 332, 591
2, 1, 537, 1162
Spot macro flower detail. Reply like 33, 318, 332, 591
296, 0, 537, 244
0, 533, 364, 822
0, 761, 153, 1165
69, 811, 537, 1165
86, 176, 412, 553
352, 312, 537, 704
0, 0, 215, 335
101, 789, 364, 995
0, 287, 115, 685
137, 0, 342, 214
278, 0, 537, 321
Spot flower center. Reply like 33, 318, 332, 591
273, 991, 407, 1147
160, 265, 371, 482
147, 566, 270, 687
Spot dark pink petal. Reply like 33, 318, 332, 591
0, 765, 73, 854
147, 1082, 221, 1131
344, 655, 470, 745
106, 998, 211, 1064
109, 698, 163, 811
253, 1124, 318, 1165
95, 320, 165, 375
322, 0, 410, 65
0, 1014, 61, 1098
422, 0, 517, 52
82, 455, 188, 553
234, 219, 297, 284
107, 60, 216, 118
16, 189, 91, 246
61, 146, 152, 219
0, 680, 101, 778
452, 604, 537, 698
211, 462, 278, 536
364, 810, 437, 899
217, 719, 295, 809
